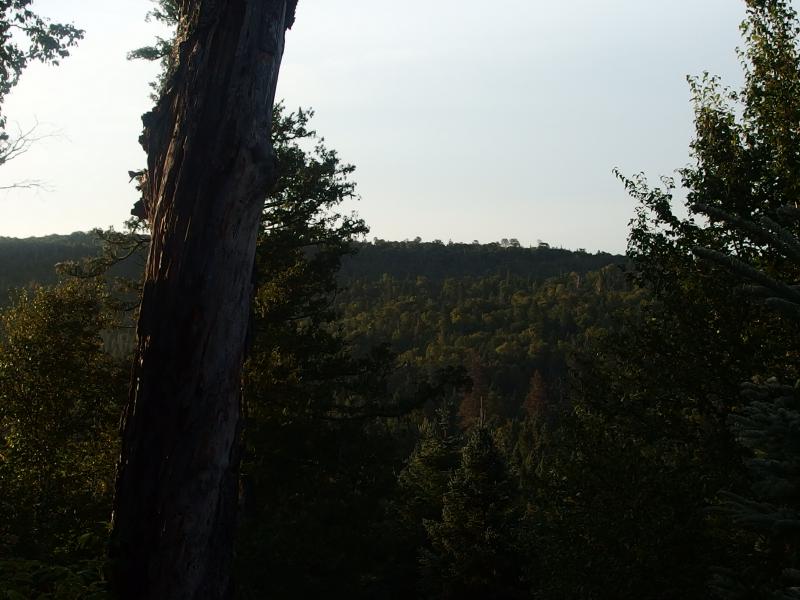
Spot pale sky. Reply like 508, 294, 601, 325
0, 0, 760, 252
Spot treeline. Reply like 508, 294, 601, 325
0, 232, 144, 309
339, 239, 622, 281
0, 234, 622, 308
0, 233, 100, 300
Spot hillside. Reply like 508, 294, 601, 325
340, 239, 623, 281
0, 232, 101, 302
0, 232, 629, 424
0, 233, 625, 306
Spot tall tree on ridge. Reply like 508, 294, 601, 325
108, 2, 299, 598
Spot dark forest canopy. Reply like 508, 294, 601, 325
0, 230, 637, 597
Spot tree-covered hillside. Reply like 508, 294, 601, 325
0, 232, 147, 307
0, 233, 99, 302
0, 233, 627, 419
340, 239, 621, 281
0, 235, 623, 307
337, 243, 631, 418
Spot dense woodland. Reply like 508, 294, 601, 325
1, 0, 800, 598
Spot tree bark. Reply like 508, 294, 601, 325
109, 2, 297, 598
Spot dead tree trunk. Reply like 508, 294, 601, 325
109, 2, 298, 598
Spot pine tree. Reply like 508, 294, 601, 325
396, 400, 463, 531
614, 1, 800, 592
713, 379, 800, 599
692, 203, 800, 599
421, 426, 525, 599
377, 399, 464, 597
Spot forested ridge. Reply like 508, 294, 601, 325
0, 235, 628, 417
0, 234, 623, 309
0, 229, 647, 598
0, 234, 102, 299
1, 0, 800, 598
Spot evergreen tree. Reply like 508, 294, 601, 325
690, 203, 800, 598
714, 379, 800, 599
380, 399, 463, 596
396, 399, 462, 529
234, 103, 405, 598
601, 1, 800, 594
421, 426, 525, 599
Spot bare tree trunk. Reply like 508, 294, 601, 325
109, 2, 297, 598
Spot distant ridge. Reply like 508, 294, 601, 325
340, 240, 626, 282
0, 232, 101, 303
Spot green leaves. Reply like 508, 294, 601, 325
0, 557, 109, 600
0, 1, 83, 123
0, 282, 126, 561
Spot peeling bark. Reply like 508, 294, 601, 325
109, 2, 297, 598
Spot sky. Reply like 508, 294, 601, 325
0, 0, 760, 252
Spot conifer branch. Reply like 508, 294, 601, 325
692, 246, 800, 304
